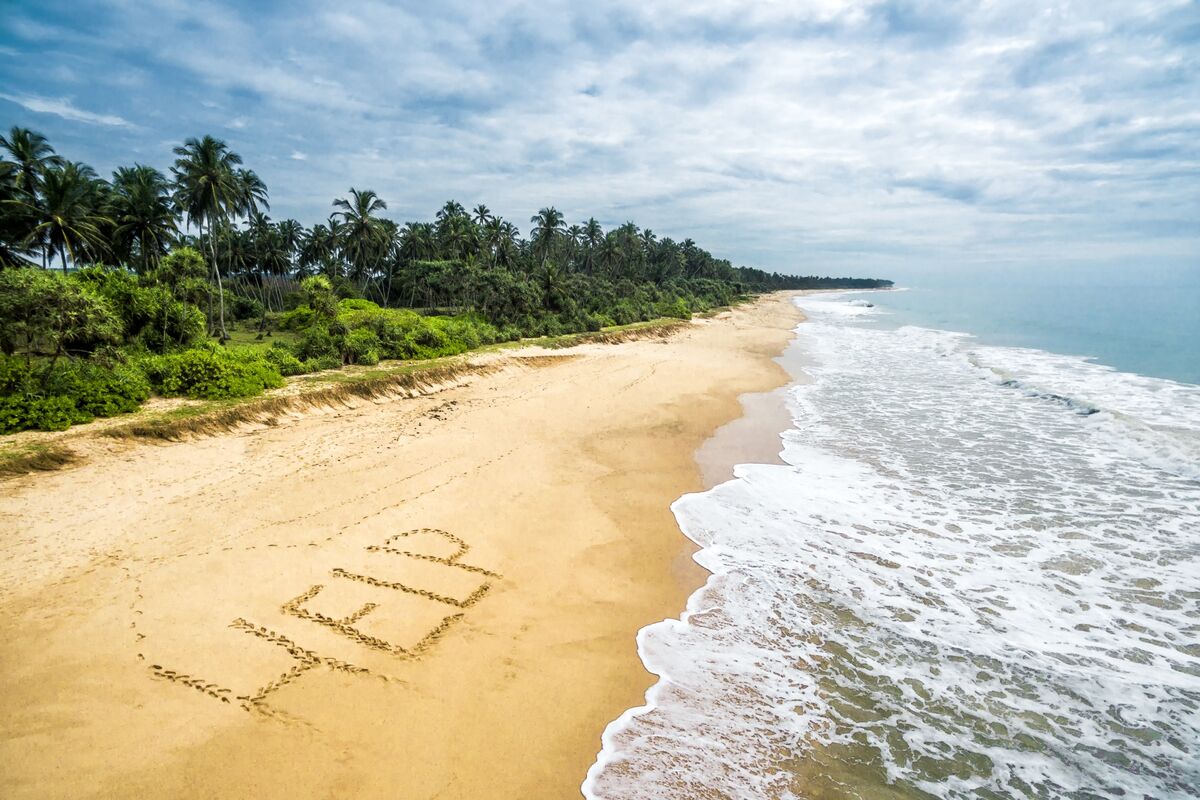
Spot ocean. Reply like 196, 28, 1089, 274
583, 270, 1200, 799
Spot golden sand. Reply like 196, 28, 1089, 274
0, 293, 802, 799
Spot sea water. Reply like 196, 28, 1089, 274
583, 281, 1200, 799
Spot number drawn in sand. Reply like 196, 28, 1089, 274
139, 528, 502, 721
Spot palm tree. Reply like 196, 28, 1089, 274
5, 162, 111, 272
472, 204, 492, 227
640, 228, 656, 254
530, 207, 566, 267
333, 188, 387, 287
495, 221, 521, 269
399, 222, 436, 262
110, 164, 177, 273
0, 158, 36, 267
580, 217, 603, 275
277, 218, 303, 274
436, 200, 466, 228
234, 168, 269, 218
441, 214, 476, 259
299, 222, 337, 277
0, 127, 63, 199
0, 127, 66, 268
172, 135, 244, 339
599, 232, 624, 277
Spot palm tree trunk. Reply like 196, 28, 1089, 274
208, 220, 228, 341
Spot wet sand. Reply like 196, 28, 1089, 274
0, 293, 802, 799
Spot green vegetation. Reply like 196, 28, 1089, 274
0, 125, 892, 434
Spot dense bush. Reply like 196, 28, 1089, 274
0, 394, 82, 433
342, 328, 380, 365
0, 354, 150, 433
0, 267, 121, 357
140, 347, 283, 400
230, 294, 264, 321
72, 267, 206, 352
278, 305, 316, 331
51, 360, 151, 417
264, 344, 307, 376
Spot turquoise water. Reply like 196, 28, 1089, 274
867, 264, 1200, 385
586, 281, 1200, 799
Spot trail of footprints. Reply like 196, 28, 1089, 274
142, 528, 502, 722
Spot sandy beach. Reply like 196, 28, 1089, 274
0, 293, 802, 799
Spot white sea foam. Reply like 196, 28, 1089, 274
584, 294, 1200, 799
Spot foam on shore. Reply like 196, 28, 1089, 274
584, 294, 1200, 799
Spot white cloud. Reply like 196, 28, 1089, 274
8, 0, 1198, 271
0, 93, 131, 127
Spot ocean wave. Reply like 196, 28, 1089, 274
584, 294, 1200, 799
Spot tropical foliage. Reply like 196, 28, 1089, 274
0, 126, 891, 432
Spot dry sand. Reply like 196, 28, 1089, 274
0, 292, 802, 799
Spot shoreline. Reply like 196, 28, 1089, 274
0, 292, 803, 799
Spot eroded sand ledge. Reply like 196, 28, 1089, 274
0, 293, 802, 799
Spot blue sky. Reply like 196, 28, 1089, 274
1, 0, 1198, 274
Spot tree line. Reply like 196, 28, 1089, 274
0, 125, 891, 433
0, 126, 890, 337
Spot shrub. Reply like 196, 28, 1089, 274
661, 297, 692, 320
230, 294, 264, 321
0, 354, 34, 395
303, 355, 343, 372
610, 300, 640, 326
71, 266, 205, 353
264, 345, 308, 377
343, 328, 380, 366
301, 276, 338, 322
139, 295, 206, 353
0, 353, 150, 432
338, 298, 379, 313
141, 347, 284, 400
278, 305, 316, 331
0, 394, 85, 433
294, 327, 341, 361
0, 267, 121, 357
55, 361, 151, 418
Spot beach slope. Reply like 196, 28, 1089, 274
0, 293, 800, 799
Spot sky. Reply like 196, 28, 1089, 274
1, 0, 1198, 275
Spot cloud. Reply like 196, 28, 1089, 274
0, 0, 1196, 272
0, 92, 131, 127
892, 175, 986, 205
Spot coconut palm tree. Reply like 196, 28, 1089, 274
110, 164, 177, 273
436, 200, 466, 228
0, 127, 66, 267
599, 231, 624, 277
0, 127, 63, 199
277, 218, 303, 274
299, 222, 337, 277
472, 204, 492, 227
234, 168, 269, 218
332, 188, 387, 287
399, 222, 436, 261
494, 221, 521, 269
0, 158, 36, 267
5, 162, 111, 272
579, 217, 603, 275
529, 207, 566, 267
172, 135, 244, 339
440, 214, 476, 259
